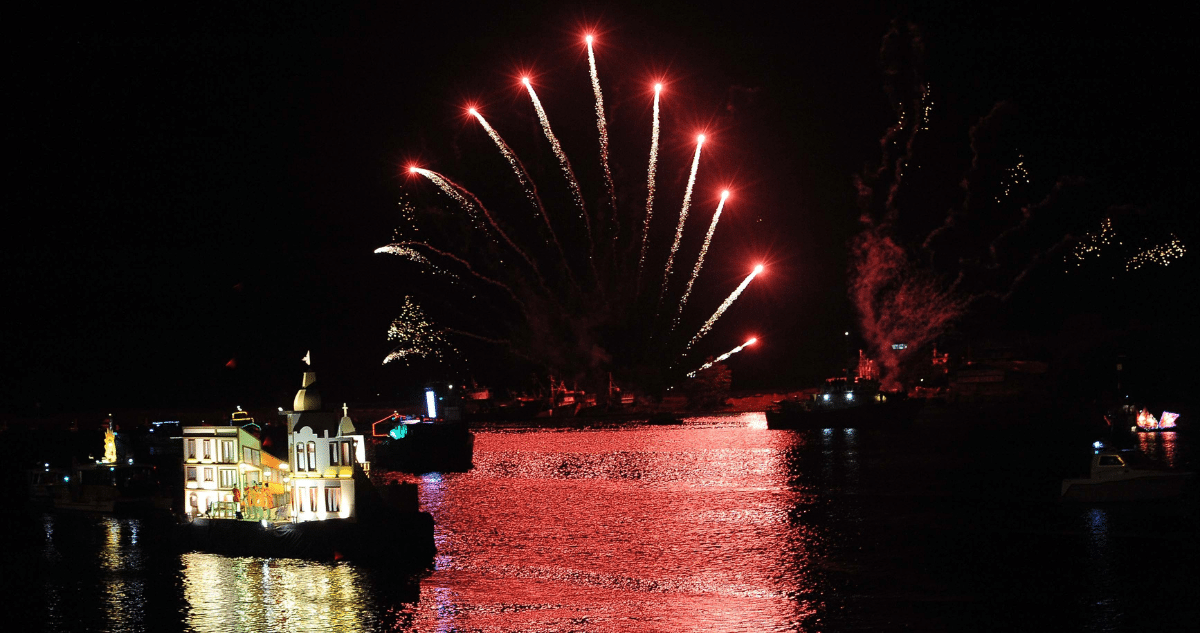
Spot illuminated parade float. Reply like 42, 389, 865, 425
181, 422, 287, 520
175, 361, 435, 566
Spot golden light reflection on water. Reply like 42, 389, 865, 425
95, 517, 147, 631
181, 554, 387, 633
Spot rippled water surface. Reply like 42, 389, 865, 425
5, 413, 1196, 631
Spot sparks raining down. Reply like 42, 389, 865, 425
660, 135, 706, 306
687, 338, 757, 378
384, 35, 769, 392
1126, 235, 1187, 271
674, 190, 729, 327
637, 83, 663, 284
686, 264, 763, 351
523, 77, 593, 259
384, 296, 460, 365
586, 35, 618, 236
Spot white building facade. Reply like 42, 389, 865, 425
284, 370, 366, 522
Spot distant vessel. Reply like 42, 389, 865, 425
369, 383, 475, 474
765, 377, 921, 430
1061, 449, 1193, 501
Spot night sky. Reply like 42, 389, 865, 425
6, 2, 1196, 417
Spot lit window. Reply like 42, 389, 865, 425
342, 441, 352, 466
219, 469, 237, 488
308, 487, 318, 511
295, 445, 306, 472
203, 439, 211, 459
329, 442, 340, 466
306, 442, 316, 472
186, 439, 196, 459
325, 487, 341, 512
221, 440, 235, 463
203, 468, 214, 482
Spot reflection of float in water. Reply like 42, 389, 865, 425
1137, 430, 1180, 468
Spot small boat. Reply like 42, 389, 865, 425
1060, 450, 1193, 502
765, 377, 922, 430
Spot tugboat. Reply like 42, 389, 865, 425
765, 377, 922, 430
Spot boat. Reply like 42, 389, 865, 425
1060, 449, 1194, 502
765, 377, 922, 430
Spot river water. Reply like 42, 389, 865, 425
4, 412, 1196, 632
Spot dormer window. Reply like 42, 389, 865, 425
306, 442, 316, 471
295, 445, 306, 472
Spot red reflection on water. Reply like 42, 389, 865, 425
1136, 431, 1180, 467
383, 414, 817, 631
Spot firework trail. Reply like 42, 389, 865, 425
674, 190, 729, 328
586, 36, 618, 239
374, 244, 461, 281
637, 83, 662, 286
659, 135, 705, 307
469, 108, 579, 294
685, 264, 762, 351
376, 241, 529, 314
523, 78, 594, 262
411, 167, 554, 295
468, 109, 555, 235
687, 337, 756, 378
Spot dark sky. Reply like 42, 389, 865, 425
5, 2, 1195, 416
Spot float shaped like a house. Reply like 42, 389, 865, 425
181, 425, 288, 520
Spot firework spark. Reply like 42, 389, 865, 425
586, 36, 618, 237
1126, 235, 1186, 271
686, 264, 762, 351
523, 77, 593, 261
687, 337, 756, 378
659, 135, 706, 306
674, 190, 729, 327
638, 83, 663, 286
